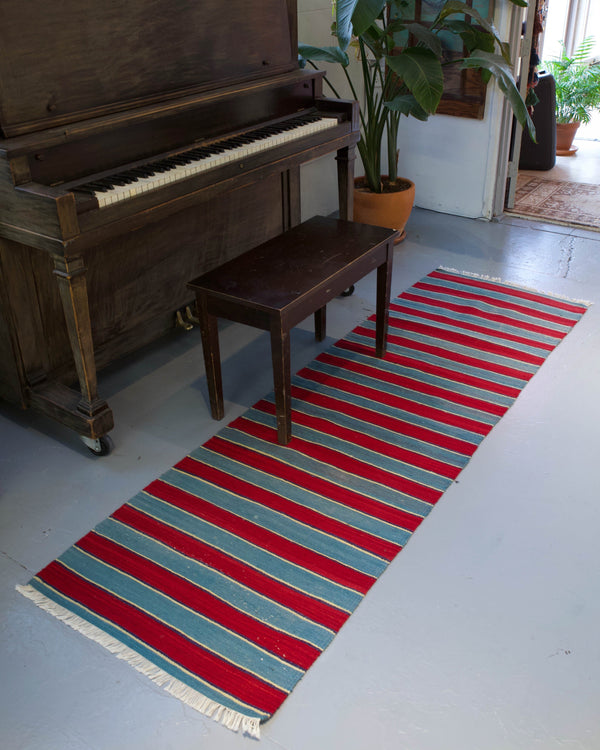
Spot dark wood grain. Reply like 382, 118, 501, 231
0, 70, 322, 158
0, 253, 26, 404
0, 0, 295, 137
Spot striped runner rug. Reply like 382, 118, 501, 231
18, 267, 589, 737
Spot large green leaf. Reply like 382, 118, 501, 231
444, 22, 496, 55
385, 19, 408, 35
351, 0, 387, 37
385, 93, 430, 120
386, 47, 444, 114
404, 22, 443, 57
334, 0, 386, 49
335, 0, 360, 51
461, 49, 536, 140
433, 0, 511, 64
297, 44, 350, 66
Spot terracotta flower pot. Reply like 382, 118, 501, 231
556, 122, 580, 156
353, 176, 415, 242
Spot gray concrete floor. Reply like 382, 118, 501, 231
2, 207, 600, 750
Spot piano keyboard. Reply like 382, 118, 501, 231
75, 114, 339, 208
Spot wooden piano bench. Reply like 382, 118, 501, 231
187, 215, 399, 445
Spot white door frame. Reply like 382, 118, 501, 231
493, 0, 537, 214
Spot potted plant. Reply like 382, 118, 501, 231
544, 37, 600, 156
299, 0, 534, 237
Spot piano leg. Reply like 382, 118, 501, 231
336, 144, 356, 221
47, 254, 114, 441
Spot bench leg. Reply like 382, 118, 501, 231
270, 321, 292, 445
197, 294, 224, 421
314, 305, 326, 342
375, 241, 393, 357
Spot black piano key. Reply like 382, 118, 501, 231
156, 158, 180, 168
151, 163, 173, 172
129, 167, 156, 177
233, 135, 256, 143
186, 148, 212, 157
85, 181, 112, 192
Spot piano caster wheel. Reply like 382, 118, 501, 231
81, 435, 113, 456
340, 285, 355, 297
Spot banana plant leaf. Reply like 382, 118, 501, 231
461, 49, 536, 140
386, 47, 444, 115
297, 44, 350, 66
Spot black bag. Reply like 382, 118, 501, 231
519, 72, 556, 171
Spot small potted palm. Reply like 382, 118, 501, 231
299, 0, 534, 236
544, 37, 600, 156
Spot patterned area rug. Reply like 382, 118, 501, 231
18, 268, 589, 737
512, 174, 600, 230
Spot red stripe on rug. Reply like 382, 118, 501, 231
175, 456, 401, 561
385, 316, 545, 366
38, 560, 288, 714
354, 326, 533, 382
390, 298, 558, 349
397, 292, 567, 341
420, 273, 583, 325
111, 504, 349, 631
298, 366, 493, 437
204, 436, 426, 533
316, 351, 508, 417
77, 531, 321, 670
290, 382, 479, 456
253, 399, 461, 480
230, 416, 445, 505
145, 479, 375, 595
428, 270, 587, 316
335, 339, 521, 399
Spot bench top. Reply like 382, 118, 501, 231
187, 216, 398, 311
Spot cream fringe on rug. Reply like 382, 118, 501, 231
16, 583, 261, 738
439, 267, 592, 307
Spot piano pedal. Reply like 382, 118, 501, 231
185, 305, 200, 326
175, 309, 194, 331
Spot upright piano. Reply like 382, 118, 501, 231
0, 0, 359, 451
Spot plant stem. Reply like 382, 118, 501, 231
387, 112, 399, 181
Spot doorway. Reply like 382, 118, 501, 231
505, 0, 600, 231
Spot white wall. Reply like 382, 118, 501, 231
396, 88, 508, 219
298, 0, 519, 220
